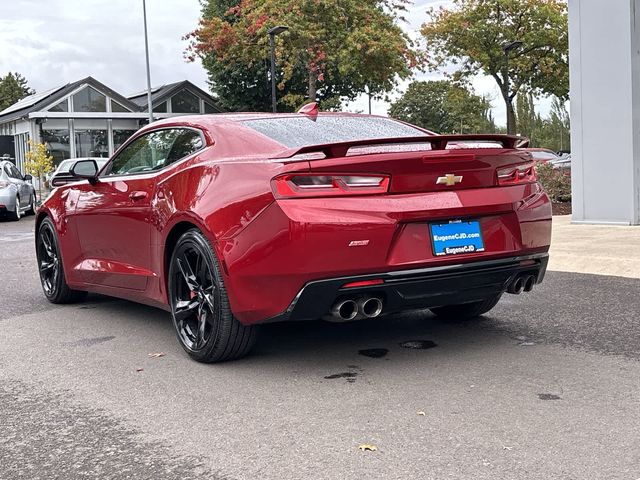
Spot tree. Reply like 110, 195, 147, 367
187, 0, 419, 111
24, 141, 54, 201
388, 80, 496, 133
516, 92, 570, 151
0, 72, 35, 111
421, 0, 568, 134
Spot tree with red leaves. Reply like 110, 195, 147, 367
186, 0, 419, 111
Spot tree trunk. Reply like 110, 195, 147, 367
506, 98, 517, 135
308, 73, 317, 102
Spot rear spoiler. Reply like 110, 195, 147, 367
273, 134, 529, 159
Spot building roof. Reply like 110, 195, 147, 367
0, 76, 142, 124
127, 80, 222, 112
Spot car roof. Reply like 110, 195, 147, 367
136, 112, 433, 159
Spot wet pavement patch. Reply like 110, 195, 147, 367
358, 348, 389, 358
324, 372, 358, 380
63, 336, 116, 347
400, 340, 438, 350
538, 393, 562, 401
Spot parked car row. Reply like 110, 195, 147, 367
523, 148, 571, 174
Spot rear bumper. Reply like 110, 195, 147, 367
260, 253, 548, 324
0, 190, 16, 214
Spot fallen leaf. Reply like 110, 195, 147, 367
148, 352, 166, 358
136, 368, 144, 372
417, 411, 426, 416
358, 444, 377, 452
519, 342, 536, 346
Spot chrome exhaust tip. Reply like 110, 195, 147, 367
358, 297, 383, 318
508, 276, 525, 295
523, 275, 536, 292
331, 299, 358, 321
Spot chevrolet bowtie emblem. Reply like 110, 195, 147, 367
436, 174, 463, 186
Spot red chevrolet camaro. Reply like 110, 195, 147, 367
35, 106, 551, 362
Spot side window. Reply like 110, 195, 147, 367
3, 165, 12, 178
165, 130, 203, 164
10, 165, 22, 179
104, 128, 203, 176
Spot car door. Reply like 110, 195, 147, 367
6, 164, 27, 207
10, 164, 30, 206
71, 128, 203, 291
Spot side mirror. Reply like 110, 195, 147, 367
70, 159, 99, 184
23, 174, 32, 182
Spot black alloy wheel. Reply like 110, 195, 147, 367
168, 229, 257, 363
36, 217, 87, 303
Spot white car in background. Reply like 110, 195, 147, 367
50, 157, 107, 187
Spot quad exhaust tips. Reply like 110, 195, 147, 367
326, 296, 383, 322
507, 274, 536, 295
331, 299, 358, 321
358, 297, 383, 318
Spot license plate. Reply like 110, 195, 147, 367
430, 220, 485, 256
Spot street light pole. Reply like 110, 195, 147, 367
143, 0, 153, 124
502, 41, 523, 135
268, 26, 289, 113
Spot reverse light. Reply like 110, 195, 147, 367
272, 174, 390, 198
497, 162, 536, 185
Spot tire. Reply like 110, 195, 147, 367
168, 228, 257, 363
8, 195, 20, 221
36, 217, 87, 304
430, 294, 502, 320
26, 193, 36, 215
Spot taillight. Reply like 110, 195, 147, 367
497, 162, 536, 185
272, 174, 390, 198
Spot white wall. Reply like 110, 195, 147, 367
569, 0, 640, 225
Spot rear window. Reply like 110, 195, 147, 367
242, 116, 427, 148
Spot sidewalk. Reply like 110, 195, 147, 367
548, 215, 640, 279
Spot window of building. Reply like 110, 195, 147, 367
72, 86, 107, 112
41, 128, 71, 166
204, 101, 217, 113
111, 100, 129, 112
48, 99, 69, 112
75, 121, 109, 158
105, 128, 203, 176
153, 101, 167, 113
170, 90, 200, 113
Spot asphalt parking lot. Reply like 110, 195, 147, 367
1, 216, 639, 480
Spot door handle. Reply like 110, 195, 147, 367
129, 191, 148, 201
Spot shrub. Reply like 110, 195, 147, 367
535, 162, 571, 203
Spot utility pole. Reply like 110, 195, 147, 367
143, 0, 153, 124
268, 26, 289, 113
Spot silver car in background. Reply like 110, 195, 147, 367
0, 160, 36, 221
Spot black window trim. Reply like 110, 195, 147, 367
99, 126, 207, 179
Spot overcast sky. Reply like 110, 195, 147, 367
0, 0, 538, 125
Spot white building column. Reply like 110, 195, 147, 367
569, 0, 640, 225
